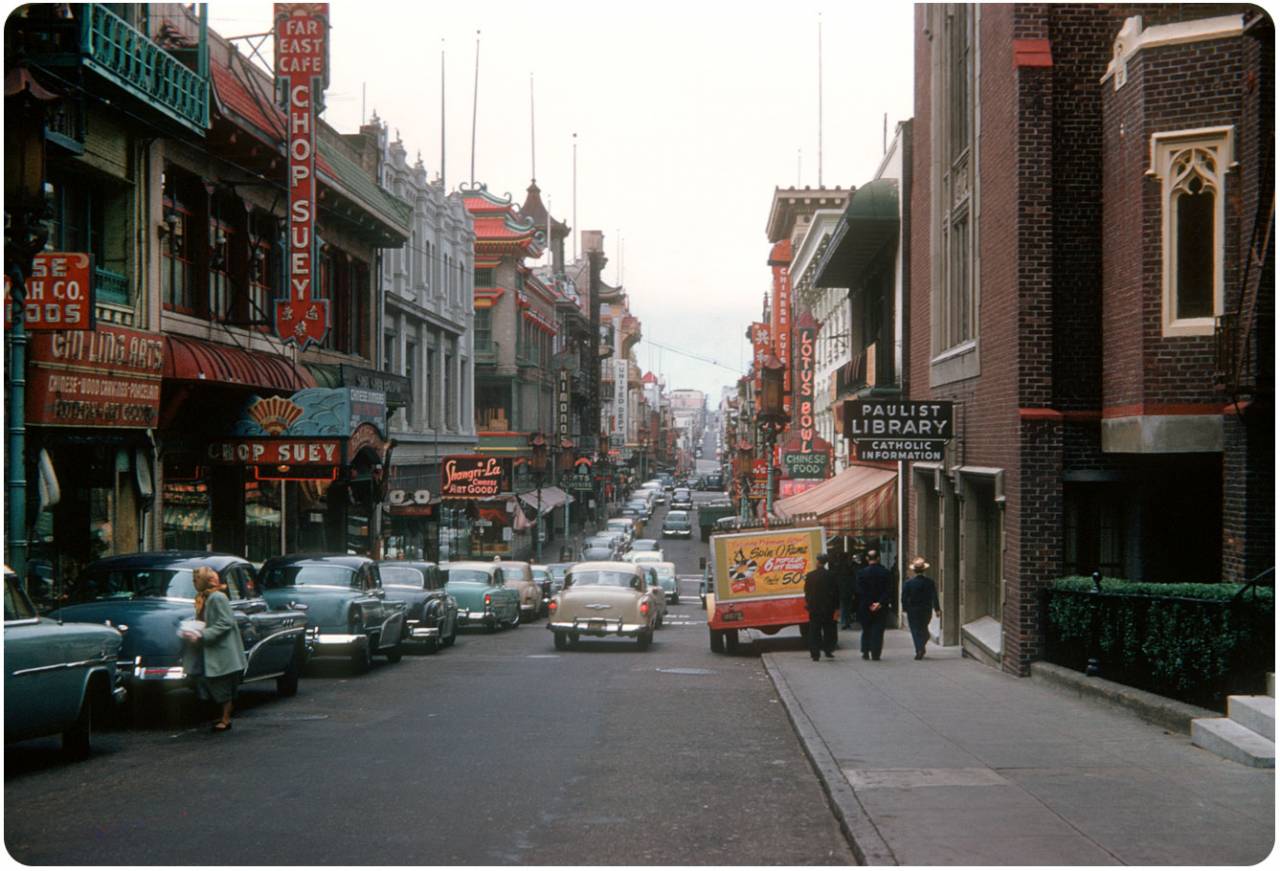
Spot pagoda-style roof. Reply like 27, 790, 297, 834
520, 180, 569, 239
461, 183, 545, 258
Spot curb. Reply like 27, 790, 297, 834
761, 653, 898, 866
1029, 661, 1219, 735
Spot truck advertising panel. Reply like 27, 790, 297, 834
710, 527, 822, 602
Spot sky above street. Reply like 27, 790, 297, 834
210, 1, 915, 404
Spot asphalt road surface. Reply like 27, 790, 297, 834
5, 495, 850, 865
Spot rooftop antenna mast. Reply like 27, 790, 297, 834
440, 39, 446, 188
818, 12, 824, 187
529, 72, 536, 182
470, 30, 480, 186
572, 132, 578, 261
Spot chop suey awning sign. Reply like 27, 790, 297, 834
274, 3, 329, 348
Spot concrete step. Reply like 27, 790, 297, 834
1268, 672, 1274, 698
1191, 717, 1276, 768
1229, 695, 1275, 741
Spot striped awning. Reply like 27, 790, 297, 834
774, 464, 896, 534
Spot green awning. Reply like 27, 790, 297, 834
813, 178, 899, 289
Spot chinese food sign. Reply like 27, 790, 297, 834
274, 3, 330, 348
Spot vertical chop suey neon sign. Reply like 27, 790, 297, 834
274, 3, 330, 348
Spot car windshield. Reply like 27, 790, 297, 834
81, 568, 196, 600
665, 518, 690, 528
606, 521, 630, 532
633, 539, 658, 550
653, 565, 676, 581
380, 566, 425, 587
548, 566, 568, 580
568, 570, 637, 588
445, 569, 492, 584
260, 565, 355, 589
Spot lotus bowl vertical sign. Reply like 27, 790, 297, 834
274, 3, 329, 348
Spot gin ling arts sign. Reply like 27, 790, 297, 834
273, 3, 330, 348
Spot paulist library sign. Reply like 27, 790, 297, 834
846, 400, 954, 463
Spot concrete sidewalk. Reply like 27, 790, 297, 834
761, 628, 1274, 866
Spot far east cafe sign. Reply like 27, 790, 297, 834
273, 3, 330, 347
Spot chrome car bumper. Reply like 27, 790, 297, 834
407, 623, 441, 639
122, 661, 188, 682
547, 619, 646, 637
456, 609, 496, 626
313, 633, 365, 648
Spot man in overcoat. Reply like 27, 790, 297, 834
854, 549, 892, 660
902, 556, 942, 659
803, 554, 839, 661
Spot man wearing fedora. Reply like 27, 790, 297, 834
902, 556, 942, 660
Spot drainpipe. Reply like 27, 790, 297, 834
5, 262, 28, 577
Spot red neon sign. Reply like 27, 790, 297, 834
274, 3, 330, 348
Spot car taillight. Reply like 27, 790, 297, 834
548, 600, 557, 613
484, 593, 492, 606
640, 599, 650, 616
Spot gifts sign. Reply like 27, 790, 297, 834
274, 4, 330, 348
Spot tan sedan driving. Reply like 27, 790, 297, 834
546, 561, 659, 650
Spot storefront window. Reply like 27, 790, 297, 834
162, 480, 210, 551
245, 480, 282, 563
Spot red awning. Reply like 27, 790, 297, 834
774, 464, 897, 533
163, 335, 314, 393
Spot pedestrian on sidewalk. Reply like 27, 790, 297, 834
855, 549, 892, 660
184, 566, 247, 733
902, 556, 942, 660
834, 551, 856, 630
804, 554, 839, 661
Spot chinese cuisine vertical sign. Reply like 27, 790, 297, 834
274, 3, 330, 348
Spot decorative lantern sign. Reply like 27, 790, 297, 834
273, 3, 330, 348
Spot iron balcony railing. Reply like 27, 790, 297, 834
95, 266, 129, 305
76, 5, 209, 133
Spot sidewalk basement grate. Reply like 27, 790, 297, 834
655, 667, 716, 675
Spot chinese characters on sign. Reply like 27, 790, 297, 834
273, 3, 330, 348
5, 252, 95, 331
769, 239, 793, 412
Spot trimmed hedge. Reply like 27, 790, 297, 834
1042, 576, 1274, 712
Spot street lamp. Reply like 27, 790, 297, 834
529, 431, 548, 561
735, 438, 754, 520
757, 353, 789, 518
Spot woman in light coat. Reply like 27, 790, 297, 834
186, 566, 248, 732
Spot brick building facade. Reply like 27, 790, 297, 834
908, 5, 1273, 675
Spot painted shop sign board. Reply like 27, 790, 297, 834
855, 440, 945, 462
440, 455, 503, 500
845, 401, 954, 439
26, 325, 163, 428
273, 3, 330, 348
5, 252, 95, 331
782, 451, 829, 479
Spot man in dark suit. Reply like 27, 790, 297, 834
902, 556, 942, 659
804, 554, 839, 661
855, 549, 892, 660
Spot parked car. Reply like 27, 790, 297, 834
496, 560, 541, 622
671, 488, 693, 511
258, 554, 405, 673
651, 561, 681, 604
444, 562, 520, 631
580, 543, 617, 562
377, 561, 458, 654
620, 504, 647, 532
662, 511, 693, 539
58, 552, 311, 697
631, 538, 660, 553
5, 568, 125, 758
546, 561, 659, 650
